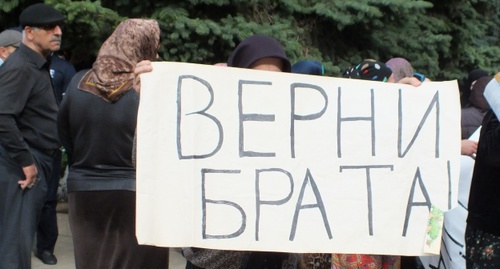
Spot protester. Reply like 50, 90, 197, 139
181, 34, 300, 269
33, 52, 76, 265
343, 60, 395, 82
461, 68, 488, 107
5, 26, 77, 265
465, 75, 500, 268
57, 19, 168, 269
0, 29, 22, 66
228, 34, 291, 72
461, 76, 491, 139
458, 76, 491, 160
385, 57, 414, 83
292, 60, 325, 76
460, 76, 491, 159
333, 59, 401, 269
289, 58, 333, 269
0, 3, 65, 268
385, 57, 430, 85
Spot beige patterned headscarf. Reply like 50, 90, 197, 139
79, 19, 160, 102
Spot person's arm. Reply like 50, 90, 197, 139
0, 63, 39, 189
131, 60, 154, 167
0, 66, 35, 166
133, 60, 153, 94
397, 76, 422, 86
461, 139, 478, 158
19, 164, 38, 189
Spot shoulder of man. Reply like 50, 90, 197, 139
0, 50, 29, 75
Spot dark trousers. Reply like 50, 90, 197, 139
69, 191, 169, 269
185, 251, 288, 269
36, 150, 61, 254
0, 146, 51, 269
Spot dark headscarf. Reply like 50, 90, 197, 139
343, 60, 393, 82
467, 69, 489, 90
291, 60, 324, 76
461, 68, 489, 107
79, 19, 160, 102
469, 76, 491, 112
227, 34, 291, 72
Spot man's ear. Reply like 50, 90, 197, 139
24, 27, 35, 42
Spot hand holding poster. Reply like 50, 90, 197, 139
136, 62, 461, 256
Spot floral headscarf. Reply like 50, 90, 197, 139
80, 19, 160, 102
343, 60, 393, 82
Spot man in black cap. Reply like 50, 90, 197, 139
33, 52, 75, 266
0, 3, 64, 268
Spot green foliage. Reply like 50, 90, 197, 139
0, 0, 498, 83
46, 0, 123, 63
0, 0, 20, 13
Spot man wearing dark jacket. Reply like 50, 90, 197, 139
0, 4, 65, 268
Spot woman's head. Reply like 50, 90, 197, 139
95, 19, 160, 66
90, 19, 160, 101
469, 76, 492, 112
227, 34, 291, 72
343, 60, 394, 83
292, 60, 324, 76
385, 57, 414, 82
467, 69, 489, 91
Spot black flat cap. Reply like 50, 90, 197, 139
19, 3, 65, 28
0, 30, 22, 48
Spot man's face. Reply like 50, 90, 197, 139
0, 45, 17, 61
24, 24, 62, 57
250, 57, 284, 72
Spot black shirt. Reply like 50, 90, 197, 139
0, 44, 59, 166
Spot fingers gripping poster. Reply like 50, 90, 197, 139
136, 62, 461, 256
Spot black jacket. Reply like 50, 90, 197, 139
467, 110, 500, 235
0, 44, 59, 166
57, 70, 138, 192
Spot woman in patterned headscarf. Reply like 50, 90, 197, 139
343, 59, 424, 87
57, 19, 168, 269
334, 59, 401, 269
385, 57, 414, 83
183, 34, 301, 269
342, 60, 395, 82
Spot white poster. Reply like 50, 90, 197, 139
136, 62, 461, 255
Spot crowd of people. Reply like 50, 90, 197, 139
0, 3, 498, 269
